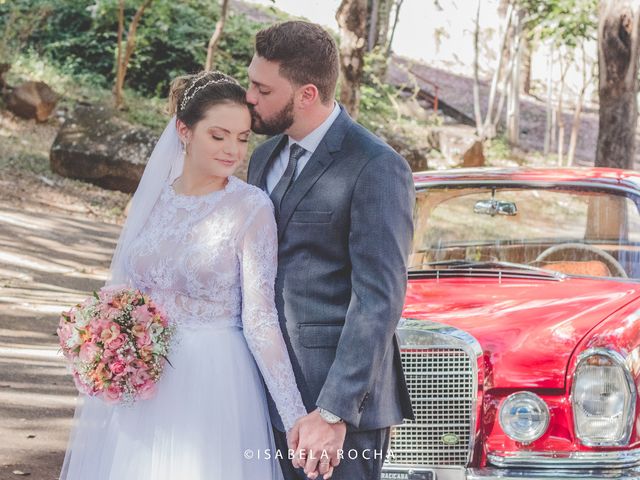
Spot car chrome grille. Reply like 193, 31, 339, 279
387, 347, 474, 467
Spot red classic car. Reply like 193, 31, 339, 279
383, 167, 640, 480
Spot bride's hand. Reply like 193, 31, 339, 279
287, 420, 335, 478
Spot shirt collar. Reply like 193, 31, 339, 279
287, 102, 341, 155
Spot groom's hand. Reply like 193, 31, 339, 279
289, 409, 346, 479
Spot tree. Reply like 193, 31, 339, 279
114, 0, 153, 109
337, 0, 368, 118
595, 0, 640, 169
520, 0, 598, 162
472, 0, 517, 140
205, 0, 230, 71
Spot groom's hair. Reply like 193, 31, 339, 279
255, 21, 339, 105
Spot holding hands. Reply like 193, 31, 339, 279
287, 409, 347, 479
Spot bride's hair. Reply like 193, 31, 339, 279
168, 71, 246, 127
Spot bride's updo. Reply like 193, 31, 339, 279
169, 71, 247, 127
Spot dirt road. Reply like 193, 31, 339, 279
0, 202, 120, 480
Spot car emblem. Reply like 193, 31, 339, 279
441, 433, 459, 445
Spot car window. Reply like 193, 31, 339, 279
412, 186, 640, 280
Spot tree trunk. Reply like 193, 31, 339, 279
506, 8, 523, 144
568, 43, 593, 166
556, 50, 570, 166
205, 0, 230, 71
385, 0, 404, 56
337, 0, 368, 118
367, 0, 379, 51
114, 0, 153, 109
522, 37, 532, 94
114, 0, 125, 109
543, 42, 553, 156
472, 0, 484, 137
483, 1, 514, 137
596, 0, 640, 169
376, 0, 393, 49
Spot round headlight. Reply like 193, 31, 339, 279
499, 392, 550, 443
572, 350, 635, 446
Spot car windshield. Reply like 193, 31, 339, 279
411, 185, 640, 280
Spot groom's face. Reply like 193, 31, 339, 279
247, 55, 296, 136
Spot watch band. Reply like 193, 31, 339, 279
318, 408, 343, 424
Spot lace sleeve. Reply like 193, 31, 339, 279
239, 196, 307, 432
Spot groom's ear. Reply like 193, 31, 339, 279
297, 84, 320, 108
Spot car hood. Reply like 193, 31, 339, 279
402, 275, 640, 389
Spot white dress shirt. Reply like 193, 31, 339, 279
265, 102, 341, 195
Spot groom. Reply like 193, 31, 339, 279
247, 20, 415, 480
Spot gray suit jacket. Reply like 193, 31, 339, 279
247, 106, 415, 431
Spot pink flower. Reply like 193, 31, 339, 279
131, 305, 153, 326
72, 372, 90, 395
136, 333, 152, 349
137, 380, 156, 400
109, 360, 126, 375
131, 369, 151, 387
103, 384, 122, 403
79, 342, 101, 363
108, 333, 127, 350
102, 348, 116, 360
101, 323, 120, 343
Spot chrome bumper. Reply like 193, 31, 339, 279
382, 466, 640, 480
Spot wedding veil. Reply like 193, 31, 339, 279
107, 116, 184, 285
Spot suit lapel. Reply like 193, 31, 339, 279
250, 134, 287, 189
276, 107, 353, 240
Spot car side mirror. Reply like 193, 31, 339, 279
474, 199, 518, 216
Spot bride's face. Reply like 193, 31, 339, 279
179, 102, 251, 178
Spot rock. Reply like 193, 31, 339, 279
429, 124, 479, 165
462, 140, 485, 167
5, 81, 59, 122
50, 105, 158, 193
382, 130, 429, 172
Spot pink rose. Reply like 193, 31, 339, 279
108, 333, 127, 350
109, 360, 126, 375
103, 384, 122, 403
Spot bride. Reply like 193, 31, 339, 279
59, 71, 309, 479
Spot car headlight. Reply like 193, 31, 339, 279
499, 392, 550, 443
572, 349, 636, 446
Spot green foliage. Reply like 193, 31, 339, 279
519, 0, 598, 48
0, 0, 263, 98
358, 48, 398, 131
1, 0, 418, 145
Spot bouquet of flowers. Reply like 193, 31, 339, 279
57, 285, 175, 404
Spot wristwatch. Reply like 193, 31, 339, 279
318, 408, 344, 424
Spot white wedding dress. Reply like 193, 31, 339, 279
60, 175, 308, 479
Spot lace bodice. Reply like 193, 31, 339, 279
124, 175, 307, 431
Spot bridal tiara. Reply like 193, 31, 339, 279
180, 71, 240, 111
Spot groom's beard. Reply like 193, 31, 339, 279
250, 96, 295, 136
